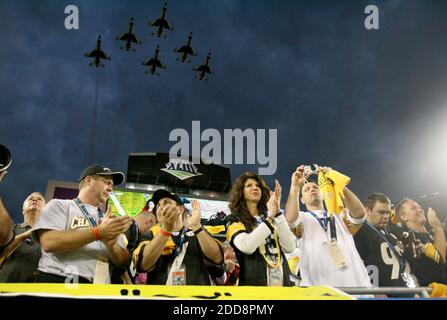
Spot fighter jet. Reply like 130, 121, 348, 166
193, 52, 214, 81
149, 2, 173, 38
142, 45, 166, 76
174, 32, 197, 63
116, 18, 142, 52
84, 35, 111, 67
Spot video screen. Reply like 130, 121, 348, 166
108, 189, 230, 220
47, 181, 231, 220
108, 190, 152, 217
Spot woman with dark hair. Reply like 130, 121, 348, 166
226, 172, 296, 286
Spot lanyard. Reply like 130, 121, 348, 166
74, 198, 103, 227
255, 214, 281, 268
367, 223, 407, 273
308, 211, 337, 241
171, 227, 187, 257
329, 215, 337, 241
308, 211, 329, 231
259, 213, 269, 224
74, 198, 108, 259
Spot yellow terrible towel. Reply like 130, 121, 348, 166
429, 282, 447, 298
318, 169, 351, 214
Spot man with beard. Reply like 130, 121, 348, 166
132, 189, 225, 285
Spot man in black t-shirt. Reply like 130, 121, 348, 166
354, 193, 418, 293
132, 189, 225, 285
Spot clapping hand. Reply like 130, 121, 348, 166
98, 206, 132, 243
158, 204, 182, 232
267, 180, 282, 219
187, 200, 202, 231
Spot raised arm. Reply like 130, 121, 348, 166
230, 223, 273, 255
342, 187, 366, 219
188, 200, 223, 264
0, 197, 14, 248
274, 216, 297, 253
427, 208, 446, 262
268, 180, 296, 253
231, 219, 295, 255
285, 165, 306, 225
0, 230, 31, 260
0, 172, 14, 248
137, 204, 181, 272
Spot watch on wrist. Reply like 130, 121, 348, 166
193, 226, 204, 235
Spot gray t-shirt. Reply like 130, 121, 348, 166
31, 199, 125, 283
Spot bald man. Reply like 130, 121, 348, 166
0, 192, 46, 282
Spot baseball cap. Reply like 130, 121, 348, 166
78, 165, 125, 186
150, 189, 184, 211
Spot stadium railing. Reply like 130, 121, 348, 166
338, 287, 432, 298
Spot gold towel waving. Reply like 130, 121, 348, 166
318, 169, 351, 214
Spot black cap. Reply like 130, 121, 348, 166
78, 165, 125, 186
150, 189, 184, 212
0, 144, 12, 172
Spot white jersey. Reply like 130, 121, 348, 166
293, 209, 371, 287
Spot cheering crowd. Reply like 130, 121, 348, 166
0, 164, 446, 297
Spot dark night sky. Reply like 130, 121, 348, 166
1, 0, 446, 222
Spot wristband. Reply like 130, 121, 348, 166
193, 226, 204, 236
267, 210, 283, 218
160, 228, 172, 237
92, 227, 101, 240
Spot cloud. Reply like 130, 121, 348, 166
1, 0, 447, 220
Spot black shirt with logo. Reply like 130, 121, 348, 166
134, 226, 225, 285
354, 223, 414, 288
399, 228, 447, 286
